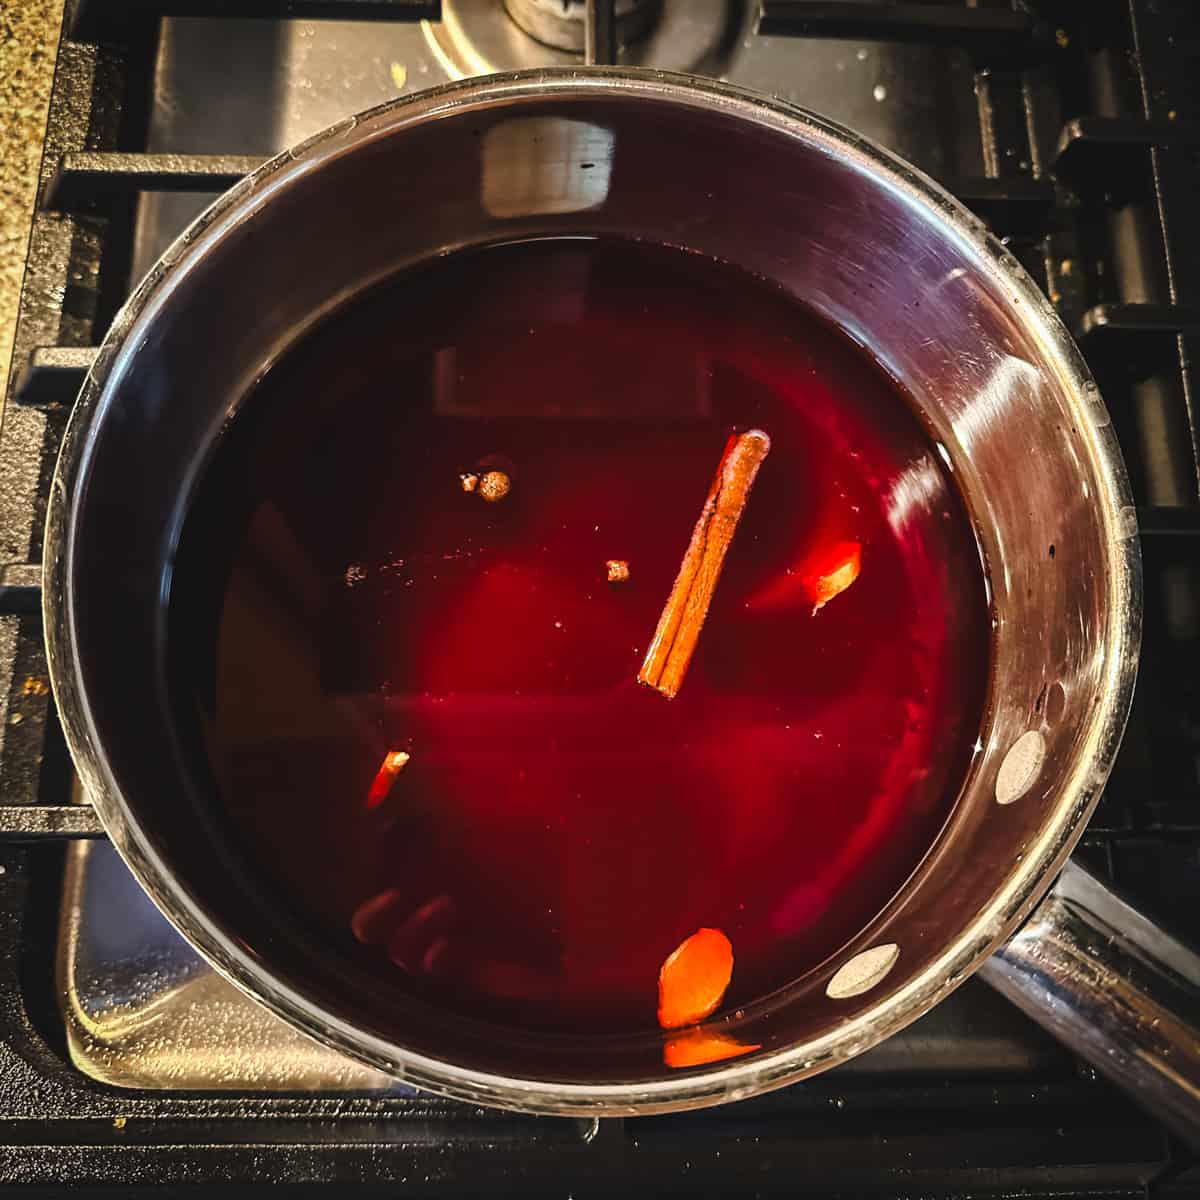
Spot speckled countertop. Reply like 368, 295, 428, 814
0, 0, 65, 393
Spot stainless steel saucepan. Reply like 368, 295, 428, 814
42, 70, 1200, 1132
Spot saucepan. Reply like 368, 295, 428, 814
42, 70, 1200, 1131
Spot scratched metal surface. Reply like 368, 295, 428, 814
60, 841, 402, 1090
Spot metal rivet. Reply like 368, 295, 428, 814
826, 943, 900, 999
1045, 682, 1067, 725
996, 730, 1046, 805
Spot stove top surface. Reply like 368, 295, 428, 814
2, 0, 1199, 1192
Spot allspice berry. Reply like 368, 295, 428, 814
478, 470, 512, 503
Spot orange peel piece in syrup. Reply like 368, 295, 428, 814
807, 540, 861, 614
658, 927, 735, 1030
366, 750, 410, 809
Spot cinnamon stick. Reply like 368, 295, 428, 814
638, 430, 771, 699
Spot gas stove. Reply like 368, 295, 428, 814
2, 0, 1199, 1192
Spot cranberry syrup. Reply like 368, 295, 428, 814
172, 238, 991, 1037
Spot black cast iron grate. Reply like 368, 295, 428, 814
1, 0, 1198, 1193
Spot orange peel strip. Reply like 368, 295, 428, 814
366, 750, 411, 809
658, 927, 734, 1030
808, 541, 861, 614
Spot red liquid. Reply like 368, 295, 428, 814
174, 238, 990, 1038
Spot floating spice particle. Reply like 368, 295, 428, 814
21, 677, 48, 696
664, 1029, 761, 1069
460, 472, 479, 493
658, 927, 735, 1029
606, 559, 630, 584
366, 750, 410, 809
807, 541, 861, 614
478, 470, 511, 503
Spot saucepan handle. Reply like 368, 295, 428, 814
980, 859, 1200, 1148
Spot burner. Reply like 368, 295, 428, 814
423, 0, 742, 77
503, 0, 659, 52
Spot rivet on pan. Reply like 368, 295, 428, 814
996, 730, 1046, 805
826, 943, 900, 999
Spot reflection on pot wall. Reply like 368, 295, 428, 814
481, 117, 614, 217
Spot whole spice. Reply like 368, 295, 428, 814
639, 430, 770, 698
478, 469, 511, 503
